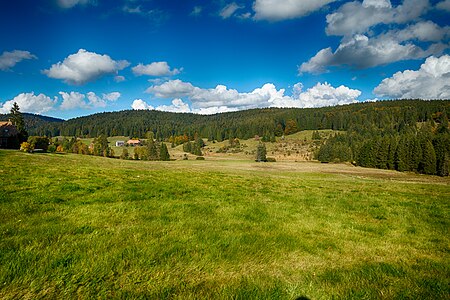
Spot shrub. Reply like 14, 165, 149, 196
266, 157, 276, 162
196, 156, 205, 160
20, 142, 33, 153
48, 144, 57, 153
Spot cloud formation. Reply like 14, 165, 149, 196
326, 0, 429, 36
374, 55, 450, 99
300, 0, 447, 74
43, 49, 129, 85
59, 91, 121, 110
253, 0, 336, 21
0, 50, 37, 71
299, 31, 446, 73
132, 61, 181, 76
0, 92, 57, 114
139, 80, 361, 114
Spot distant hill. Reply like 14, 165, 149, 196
2, 99, 449, 139
17, 99, 449, 139
0, 113, 64, 136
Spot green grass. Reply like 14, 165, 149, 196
0, 150, 449, 299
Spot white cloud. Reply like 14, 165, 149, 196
374, 55, 450, 99
59, 91, 120, 109
0, 92, 57, 114
326, 0, 429, 36
293, 82, 361, 108
144, 80, 361, 114
253, 0, 336, 21
300, 32, 446, 74
146, 79, 197, 98
220, 2, 243, 19
156, 99, 191, 113
437, 0, 450, 11
131, 99, 154, 110
0, 50, 37, 71
132, 61, 181, 76
43, 49, 130, 85
59, 91, 88, 110
57, 0, 91, 9
102, 92, 121, 102
389, 21, 450, 42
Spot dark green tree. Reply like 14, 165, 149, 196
420, 140, 436, 175
10, 102, 28, 144
147, 139, 158, 160
159, 143, 170, 161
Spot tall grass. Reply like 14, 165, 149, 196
0, 150, 449, 299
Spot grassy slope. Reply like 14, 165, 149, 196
0, 151, 449, 299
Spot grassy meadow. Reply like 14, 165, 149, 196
0, 150, 449, 299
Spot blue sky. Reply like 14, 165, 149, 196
0, 0, 449, 119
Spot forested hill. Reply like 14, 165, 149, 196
17, 99, 450, 140
0, 113, 64, 131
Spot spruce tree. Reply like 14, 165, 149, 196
159, 143, 170, 161
421, 140, 436, 175
147, 139, 158, 160
10, 102, 28, 144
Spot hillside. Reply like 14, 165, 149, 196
0, 113, 64, 135
16, 99, 450, 139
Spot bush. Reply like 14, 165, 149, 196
28, 136, 50, 152
266, 157, 276, 162
48, 144, 57, 153
196, 156, 205, 160
20, 142, 33, 153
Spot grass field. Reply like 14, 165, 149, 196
0, 150, 449, 299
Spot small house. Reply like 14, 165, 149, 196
127, 139, 142, 146
115, 141, 125, 147
0, 121, 19, 149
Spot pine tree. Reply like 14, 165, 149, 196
10, 102, 28, 144
421, 140, 436, 175
255, 143, 267, 162
159, 143, 170, 161
147, 139, 158, 160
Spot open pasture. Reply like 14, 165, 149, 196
0, 150, 448, 299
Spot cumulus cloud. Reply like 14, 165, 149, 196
43, 49, 130, 85
59, 91, 88, 110
155, 99, 191, 113
0, 50, 37, 71
102, 92, 121, 102
143, 80, 361, 114
57, 0, 91, 9
389, 21, 450, 42
0, 92, 57, 114
253, 0, 336, 21
326, 0, 430, 36
437, 0, 450, 11
374, 55, 450, 99
59, 91, 121, 110
146, 79, 197, 98
299, 33, 446, 74
220, 2, 243, 19
132, 61, 181, 76
131, 99, 154, 110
